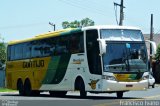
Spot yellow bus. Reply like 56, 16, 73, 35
6, 25, 156, 98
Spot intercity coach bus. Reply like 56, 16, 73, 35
6, 25, 156, 98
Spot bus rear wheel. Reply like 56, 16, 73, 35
17, 79, 24, 96
24, 79, 32, 96
116, 91, 123, 99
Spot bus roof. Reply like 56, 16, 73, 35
8, 25, 141, 45
8, 28, 81, 45
82, 25, 141, 31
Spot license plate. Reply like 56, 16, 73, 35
126, 84, 133, 87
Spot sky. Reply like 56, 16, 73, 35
0, 0, 160, 42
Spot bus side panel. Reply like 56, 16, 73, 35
42, 54, 71, 84
40, 54, 72, 91
68, 54, 102, 92
40, 53, 102, 92
6, 57, 51, 90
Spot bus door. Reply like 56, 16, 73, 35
86, 30, 102, 90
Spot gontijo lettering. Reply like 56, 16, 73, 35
23, 60, 44, 68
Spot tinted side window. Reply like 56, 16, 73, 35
10, 46, 15, 60
23, 42, 31, 59
15, 44, 23, 60
8, 32, 84, 60
69, 32, 84, 53
43, 38, 56, 56
54, 36, 70, 55
31, 40, 44, 58
7, 46, 11, 61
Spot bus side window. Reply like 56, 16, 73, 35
41, 38, 54, 56
14, 44, 23, 60
22, 42, 31, 59
78, 32, 84, 53
7, 46, 11, 61
69, 32, 84, 53
54, 36, 70, 55
70, 36, 78, 53
31, 40, 44, 58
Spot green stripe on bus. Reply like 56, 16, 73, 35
42, 54, 71, 84
60, 28, 81, 36
42, 56, 60, 84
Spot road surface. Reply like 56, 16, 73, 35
0, 84, 160, 106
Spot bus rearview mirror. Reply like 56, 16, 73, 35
145, 40, 157, 56
97, 39, 107, 55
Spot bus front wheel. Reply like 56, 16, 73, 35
79, 80, 87, 97
116, 91, 123, 99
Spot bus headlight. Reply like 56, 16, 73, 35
142, 75, 149, 80
102, 75, 116, 81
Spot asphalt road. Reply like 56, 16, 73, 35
1, 85, 160, 106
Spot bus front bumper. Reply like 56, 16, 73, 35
102, 80, 148, 92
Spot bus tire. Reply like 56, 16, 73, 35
24, 79, 32, 96
79, 80, 87, 98
117, 91, 123, 99
17, 79, 24, 96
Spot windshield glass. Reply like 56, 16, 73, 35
103, 42, 148, 72
101, 29, 144, 41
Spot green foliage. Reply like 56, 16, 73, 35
0, 88, 17, 92
81, 18, 94, 27
62, 21, 70, 29
0, 38, 6, 64
155, 44, 160, 60
62, 17, 95, 29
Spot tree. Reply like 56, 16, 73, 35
81, 18, 94, 27
0, 36, 6, 65
155, 44, 160, 61
62, 21, 70, 29
70, 20, 80, 28
62, 17, 95, 29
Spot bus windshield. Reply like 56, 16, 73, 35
103, 42, 148, 72
100, 29, 144, 41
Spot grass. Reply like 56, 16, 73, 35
0, 88, 17, 92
